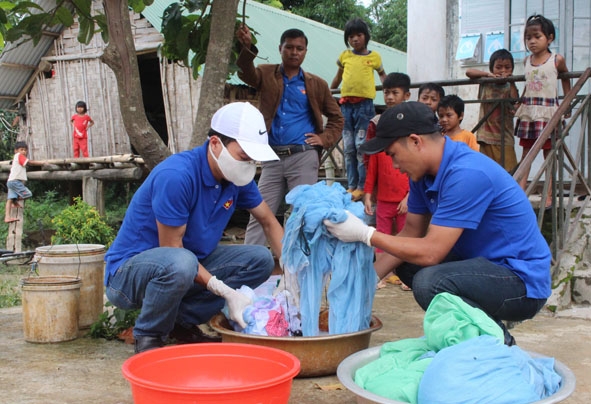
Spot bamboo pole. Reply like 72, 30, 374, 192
0, 167, 145, 181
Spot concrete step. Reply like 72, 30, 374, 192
572, 266, 591, 305
554, 303, 591, 320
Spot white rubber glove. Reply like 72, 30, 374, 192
323, 210, 375, 247
206, 276, 252, 328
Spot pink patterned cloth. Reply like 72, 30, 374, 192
265, 308, 290, 337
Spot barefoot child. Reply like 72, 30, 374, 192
466, 49, 519, 172
71, 100, 94, 158
514, 14, 571, 209
331, 17, 387, 201
5, 142, 40, 223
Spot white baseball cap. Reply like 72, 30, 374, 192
210, 102, 279, 161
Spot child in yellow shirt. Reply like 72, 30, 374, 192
331, 17, 387, 201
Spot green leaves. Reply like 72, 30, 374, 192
89, 302, 140, 340
54, 6, 74, 27
51, 197, 115, 248
160, 1, 252, 79
2, 1, 76, 46
77, 15, 94, 45
129, 0, 147, 14
6, 13, 46, 45
161, 2, 212, 75
0, 0, 159, 48
0, 8, 7, 25
94, 13, 108, 44
161, 3, 183, 45
71, 0, 92, 19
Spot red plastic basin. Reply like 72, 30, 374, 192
122, 343, 300, 404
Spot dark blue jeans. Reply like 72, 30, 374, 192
106, 245, 274, 339
396, 256, 547, 324
342, 99, 374, 190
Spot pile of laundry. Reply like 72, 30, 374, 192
224, 277, 298, 337
355, 292, 562, 404
225, 182, 378, 337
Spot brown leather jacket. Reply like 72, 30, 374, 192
236, 46, 344, 149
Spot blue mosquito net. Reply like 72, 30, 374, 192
281, 181, 377, 336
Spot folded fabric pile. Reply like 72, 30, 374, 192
355, 293, 562, 404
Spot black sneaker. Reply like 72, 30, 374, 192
169, 323, 222, 344
498, 321, 517, 346
134, 335, 165, 354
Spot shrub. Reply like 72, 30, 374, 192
0, 190, 66, 249
51, 196, 115, 247
90, 302, 139, 340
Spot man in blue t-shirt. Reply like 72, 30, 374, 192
324, 102, 551, 345
104, 102, 283, 354
235, 25, 343, 246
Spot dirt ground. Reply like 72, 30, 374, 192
1, 281, 590, 404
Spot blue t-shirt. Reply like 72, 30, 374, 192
270, 68, 315, 146
104, 141, 263, 284
407, 137, 551, 299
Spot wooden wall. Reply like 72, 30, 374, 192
20, 5, 202, 160
160, 59, 202, 153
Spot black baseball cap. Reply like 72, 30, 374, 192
360, 101, 440, 155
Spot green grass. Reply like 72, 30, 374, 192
0, 184, 133, 310
0, 264, 29, 308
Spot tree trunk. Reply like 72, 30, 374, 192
100, 0, 171, 170
190, 0, 241, 148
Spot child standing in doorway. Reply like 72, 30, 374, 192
438, 95, 479, 151
363, 73, 411, 291
331, 17, 387, 202
466, 49, 519, 172
71, 100, 94, 158
5, 141, 41, 223
515, 14, 571, 209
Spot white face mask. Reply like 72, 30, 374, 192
209, 141, 256, 186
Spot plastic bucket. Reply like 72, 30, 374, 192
122, 343, 301, 404
337, 346, 577, 404
34, 244, 105, 329
21, 276, 81, 343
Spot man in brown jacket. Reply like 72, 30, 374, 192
236, 25, 344, 246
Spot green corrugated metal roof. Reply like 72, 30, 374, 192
142, 1, 407, 104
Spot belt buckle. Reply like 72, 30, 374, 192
275, 148, 290, 157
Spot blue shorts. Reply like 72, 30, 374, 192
7, 180, 32, 201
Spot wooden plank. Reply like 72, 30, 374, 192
6, 201, 24, 252
0, 167, 145, 181
83, 177, 104, 216
0, 154, 143, 167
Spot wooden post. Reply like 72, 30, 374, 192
83, 176, 105, 216
6, 201, 24, 252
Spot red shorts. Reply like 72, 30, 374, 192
519, 137, 552, 150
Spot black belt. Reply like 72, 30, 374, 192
271, 144, 318, 157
